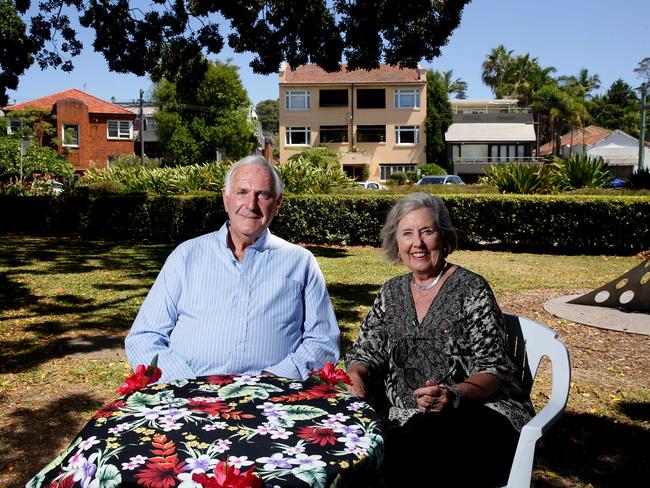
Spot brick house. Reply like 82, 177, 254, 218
279, 63, 427, 181
4, 89, 136, 173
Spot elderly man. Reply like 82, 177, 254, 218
125, 155, 340, 382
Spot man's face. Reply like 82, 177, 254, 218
223, 165, 282, 244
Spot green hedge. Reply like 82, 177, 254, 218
1, 193, 648, 254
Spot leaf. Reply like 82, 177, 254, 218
218, 382, 283, 400
294, 467, 327, 488
126, 392, 161, 408
282, 405, 328, 421
96, 464, 122, 488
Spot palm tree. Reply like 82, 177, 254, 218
558, 68, 601, 100
481, 45, 513, 96
443, 70, 467, 99
497, 54, 556, 106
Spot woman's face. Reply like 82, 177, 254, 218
396, 208, 443, 275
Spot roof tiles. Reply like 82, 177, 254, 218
4, 88, 134, 115
281, 64, 424, 84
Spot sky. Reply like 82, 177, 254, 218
6, 0, 650, 106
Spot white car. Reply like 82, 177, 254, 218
416, 175, 465, 185
356, 181, 388, 190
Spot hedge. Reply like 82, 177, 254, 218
1, 193, 648, 254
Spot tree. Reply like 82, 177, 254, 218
2, 0, 471, 106
481, 45, 513, 95
154, 59, 255, 165
558, 68, 601, 100
587, 79, 640, 136
255, 99, 279, 135
425, 70, 453, 168
0, 0, 35, 106
443, 70, 467, 99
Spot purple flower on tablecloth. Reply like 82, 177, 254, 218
122, 454, 148, 469
72, 453, 98, 488
135, 405, 165, 420
256, 453, 292, 470
161, 407, 191, 420
233, 374, 259, 385
346, 401, 365, 412
338, 432, 371, 451
214, 439, 232, 453
269, 426, 291, 440
334, 423, 362, 436
288, 453, 327, 472
108, 422, 132, 435
159, 417, 183, 431
66, 451, 85, 469
184, 454, 217, 473
78, 436, 100, 451
288, 382, 303, 390
227, 456, 254, 469
256, 402, 288, 422
282, 445, 306, 456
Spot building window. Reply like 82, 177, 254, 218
285, 90, 311, 110
320, 125, 348, 143
357, 125, 386, 143
395, 125, 420, 144
394, 89, 420, 109
62, 124, 79, 147
319, 89, 348, 107
7, 119, 22, 135
380, 164, 416, 180
108, 120, 133, 140
357, 89, 386, 109
285, 127, 311, 145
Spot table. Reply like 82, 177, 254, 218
26, 374, 384, 487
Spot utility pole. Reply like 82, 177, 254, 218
639, 82, 647, 172
139, 89, 145, 167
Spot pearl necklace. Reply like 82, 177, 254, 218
412, 261, 447, 291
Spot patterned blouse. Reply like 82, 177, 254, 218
345, 265, 534, 431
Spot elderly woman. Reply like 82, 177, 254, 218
346, 193, 534, 487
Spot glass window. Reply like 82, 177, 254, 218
319, 89, 348, 107
357, 125, 386, 143
62, 124, 79, 147
7, 119, 22, 135
357, 89, 386, 109
285, 127, 311, 145
395, 125, 420, 144
380, 164, 416, 180
320, 125, 348, 143
285, 90, 311, 110
107, 120, 133, 139
394, 89, 420, 109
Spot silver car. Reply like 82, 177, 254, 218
416, 175, 465, 185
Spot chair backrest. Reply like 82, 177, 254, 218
502, 314, 572, 488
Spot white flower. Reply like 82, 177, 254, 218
215, 439, 232, 453
289, 453, 327, 472
282, 445, 306, 456
269, 427, 291, 440
227, 456, 254, 469
78, 437, 101, 451
177, 472, 202, 488
289, 382, 303, 390
347, 402, 365, 412
256, 453, 292, 471
233, 374, 259, 385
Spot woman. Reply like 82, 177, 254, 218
346, 193, 534, 487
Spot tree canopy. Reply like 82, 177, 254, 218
425, 69, 453, 167
255, 99, 279, 135
2, 0, 471, 106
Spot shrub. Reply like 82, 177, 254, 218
418, 163, 447, 176
287, 146, 340, 169
483, 163, 553, 194
0, 136, 73, 181
629, 168, 650, 189
108, 154, 162, 169
551, 155, 612, 190
389, 171, 407, 185
276, 156, 354, 194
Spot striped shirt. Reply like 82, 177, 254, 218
125, 223, 340, 382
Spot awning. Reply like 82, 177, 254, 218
445, 123, 536, 142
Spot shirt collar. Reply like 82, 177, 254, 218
218, 221, 271, 252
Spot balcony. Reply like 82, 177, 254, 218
452, 157, 542, 174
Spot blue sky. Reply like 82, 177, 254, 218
7, 0, 650, 106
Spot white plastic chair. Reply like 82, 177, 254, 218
502, 314, 571, 488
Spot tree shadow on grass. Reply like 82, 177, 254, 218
327, 282, 380, 353
306, 245, 350, 259
0, 392, 105, 486
533, 410, 649, 487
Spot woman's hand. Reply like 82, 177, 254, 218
413, 380, 454, 413
346, 364, 370, 400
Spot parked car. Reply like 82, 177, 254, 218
357, 181, 388, 190
416, 175, 465, 185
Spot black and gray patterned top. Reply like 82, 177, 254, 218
345, 266, 534, 431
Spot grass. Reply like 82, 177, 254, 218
0, 235, 648, 487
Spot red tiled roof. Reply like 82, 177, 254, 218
281, 64, 424, 84
539, 125, 612, 154
4, 88, 134, 115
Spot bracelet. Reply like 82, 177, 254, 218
445, 383, 462, 409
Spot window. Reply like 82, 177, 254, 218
380, 164, 416, 180
319, 89, 348, 107
357, 125, 386, 143
285, 90, 311, 110
7, 119, 22, 135
395, 125, 420, 144
285, 127, 311, 145
62, 124, 79, 147
320, 125, 348, 143
357, 89, 385, 109
107, 120, 133, 139
394, 89, 420, 109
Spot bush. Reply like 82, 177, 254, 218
107, 154, 162, 169
551, 155, 612, 190
287, 146, 340, 169
418, 163, 447, 176
389, 171, 407, 185
276, 156, 355, 194
0, 136, 73, 182
483, 163, 553, 194
629, 168, 650, 189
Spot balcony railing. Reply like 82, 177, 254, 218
453, 157, 541, 165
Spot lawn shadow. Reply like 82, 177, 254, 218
533, 410, 650, 486
327, 282, 380, 353
306, 245, 351, 259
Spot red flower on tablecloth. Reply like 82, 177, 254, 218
270, 384, 341, 403
46, 473, 75, 488
192, 460, 262, 488
297, 426, 338, 446
309, 362, 352, 388
207, 374, 236, 385
117, 355, 162, 395
134, 434, 185, 488
188, 397, 231, 417
92, 399, 126, 419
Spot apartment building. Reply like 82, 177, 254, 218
279, 63, 427, 181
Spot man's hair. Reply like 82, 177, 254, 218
381, 192, 458, 264
224, 155, 284, 196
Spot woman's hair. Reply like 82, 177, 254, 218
224, 155, 284, 196
381, 192, 458, 264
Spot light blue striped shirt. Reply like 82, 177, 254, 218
125, 223, 340, 382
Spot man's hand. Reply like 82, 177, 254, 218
346, 364, 369, 400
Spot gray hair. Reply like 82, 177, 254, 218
381, 192, 458, 264
224, 155, 284, 196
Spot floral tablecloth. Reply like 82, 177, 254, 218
26, 374, 384, 488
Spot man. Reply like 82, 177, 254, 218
125, 155, 340, 382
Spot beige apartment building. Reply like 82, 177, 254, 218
279, 63, 427, 181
